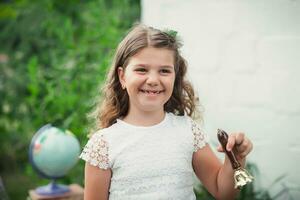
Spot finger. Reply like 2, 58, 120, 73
237, 138, 253, 158
243, 139, 253, 155
238, 149, 250, 159
236, 137, 248, 153
217, 145, 224, 152
226, 134, 236, 151
231, 132, 245, 154
235, 132, 245, 146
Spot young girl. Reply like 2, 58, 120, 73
80, 24, 253, 200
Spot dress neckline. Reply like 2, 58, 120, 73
116, 112, 170, 129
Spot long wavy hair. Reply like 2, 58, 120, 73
90, 24, 202, 132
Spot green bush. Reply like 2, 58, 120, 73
0, 0, 140, 199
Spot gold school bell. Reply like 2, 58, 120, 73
217, 129, 254, 189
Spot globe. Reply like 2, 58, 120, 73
29, 124, 80, 196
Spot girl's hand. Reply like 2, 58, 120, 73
217, 132, 253, 161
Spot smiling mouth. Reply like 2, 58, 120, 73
140, 89, 164, 94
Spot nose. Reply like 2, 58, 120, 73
146, 71, 159, 86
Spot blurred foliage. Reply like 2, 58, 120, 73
0, 0, 140, 199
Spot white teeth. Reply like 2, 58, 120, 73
141, 90, 161, 94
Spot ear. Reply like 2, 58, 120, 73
117, 66, 125, 87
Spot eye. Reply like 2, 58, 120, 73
135, 68, 147, 73
160, 69, 172, 74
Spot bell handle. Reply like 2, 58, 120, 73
217, 129, 241, 169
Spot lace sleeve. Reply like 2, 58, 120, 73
190, 119, 208, 152
79, 133, 110, 170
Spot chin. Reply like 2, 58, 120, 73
140, 105, 164, 112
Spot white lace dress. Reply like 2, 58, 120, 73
80, 112, 208, 200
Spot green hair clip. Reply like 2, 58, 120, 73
165, 29, 178, 38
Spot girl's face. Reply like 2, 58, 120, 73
118, 47, 176, 114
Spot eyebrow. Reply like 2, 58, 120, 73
133, 64, 174, 69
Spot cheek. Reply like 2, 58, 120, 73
125, 76, 144, 90
166, 76, 176, 89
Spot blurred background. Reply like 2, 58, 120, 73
0, 0, 140, 199
1, 0, 299, 199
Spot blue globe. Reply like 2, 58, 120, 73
29, 124, 80, 195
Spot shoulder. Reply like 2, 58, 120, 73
80, 131, 110, 169
79, 123, 122, 169
172, 113, 209, 151
167, 112, 208, 151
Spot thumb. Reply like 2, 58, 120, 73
217, 145, 224, 152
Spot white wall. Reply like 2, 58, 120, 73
142, 0, 300, 198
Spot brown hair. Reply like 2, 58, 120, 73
90, 24, 201, 132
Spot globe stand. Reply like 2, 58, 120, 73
35, 180, 70, 196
